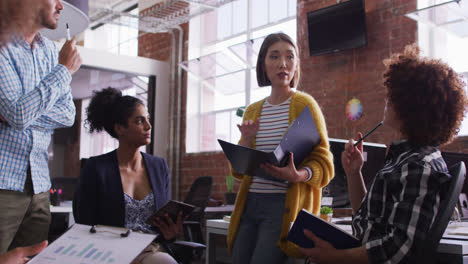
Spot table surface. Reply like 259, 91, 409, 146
205, 205, 235, 213
206, 218, 468, 255
50, 200, 73, 213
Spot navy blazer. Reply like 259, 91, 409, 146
75, 150, 170, 228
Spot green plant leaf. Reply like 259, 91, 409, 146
226, 173, 235, 192
320, 206, 333, 215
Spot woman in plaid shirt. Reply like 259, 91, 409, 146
299, 44, 468, 263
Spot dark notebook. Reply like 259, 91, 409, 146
146, 200, 195, 224
287, 209, 361, 249
218, 106, 321, 182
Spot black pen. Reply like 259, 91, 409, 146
354, 121, 383, 147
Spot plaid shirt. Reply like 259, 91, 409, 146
0, 34, 74, 194
352, 141, 450, 264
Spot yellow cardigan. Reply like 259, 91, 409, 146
226, 91, 334, 258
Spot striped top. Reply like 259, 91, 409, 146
249, 98, 291, 193
0, 34, 74, 193
352, 141, 450, 263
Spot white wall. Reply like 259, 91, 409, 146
73, 45, 171, 159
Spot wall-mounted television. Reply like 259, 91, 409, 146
307, 0, 367, 56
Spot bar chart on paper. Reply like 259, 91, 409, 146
29, 224, 156, 264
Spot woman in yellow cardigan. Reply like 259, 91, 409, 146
228, 33, 334, 263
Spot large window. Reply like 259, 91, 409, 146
185, 0, 297, 153
416, 0, 468, 135
84, 7, 139, 56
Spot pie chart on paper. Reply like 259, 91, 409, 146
346, 98, 363, 121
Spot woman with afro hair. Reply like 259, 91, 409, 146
300, 43, 468, 264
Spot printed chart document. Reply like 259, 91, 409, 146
218, 106, 321, 182
29, 224, 157, 264
287, 209, 360, 249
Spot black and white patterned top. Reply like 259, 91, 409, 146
124, 191, 157, 234
352, 140, 451, 263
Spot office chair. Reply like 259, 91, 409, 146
418, 161, 466, 264
170, 176, 213, 264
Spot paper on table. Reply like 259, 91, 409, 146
447, 227, 468, 236
29, 224, 157, 264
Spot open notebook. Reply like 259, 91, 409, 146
218, 106, 321, 182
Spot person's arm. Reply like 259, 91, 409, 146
230, 104, 260, 180
299, 230, 369, 264
262, 97, 334, 185
75, 158, 97, 225
0, 240, 48, 264
342, 133, 367, 213
0, 52, 71, 130
360, 162, 444, 263
295, 98, 334, 187
0, 39, 80, 131
29, 92, 75, 130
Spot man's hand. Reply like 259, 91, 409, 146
59, 38, 82, 75
0, 240, 48, 264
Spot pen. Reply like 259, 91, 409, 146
354, 121, 383, 147
66, 23, 71, 41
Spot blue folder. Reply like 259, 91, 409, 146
287, 209, 361, 249
218, 106, 321, 182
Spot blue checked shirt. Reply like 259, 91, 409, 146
0, 34, 75, 194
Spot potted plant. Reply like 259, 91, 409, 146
320, 206, 333, 223
225, 173, 237, 205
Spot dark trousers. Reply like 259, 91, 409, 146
0, 170, 51, 253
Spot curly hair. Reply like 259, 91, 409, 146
85, 87, 144, 139
383, 43, 468, 146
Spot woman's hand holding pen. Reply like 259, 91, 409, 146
151, 211, 184, 241
341, 132, 365, 177
237, 117, 260, 147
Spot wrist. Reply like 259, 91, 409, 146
302, 167, 313, 182
239, 137, 253, 147
303, 167, 313, 182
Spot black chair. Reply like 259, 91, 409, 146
171, 176, 213, 264
419, 161, 466, 264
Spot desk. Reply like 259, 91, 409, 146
206, 219, 229, 264
205, 205, 234, 220
206, 219, 468, 264
50, 201, 74, 227
205, 205, 234, 213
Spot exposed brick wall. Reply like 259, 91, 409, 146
139, 0, 468, 202
297, 0, 417, 144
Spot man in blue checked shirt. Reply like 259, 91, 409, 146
0, 0, 82, 254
